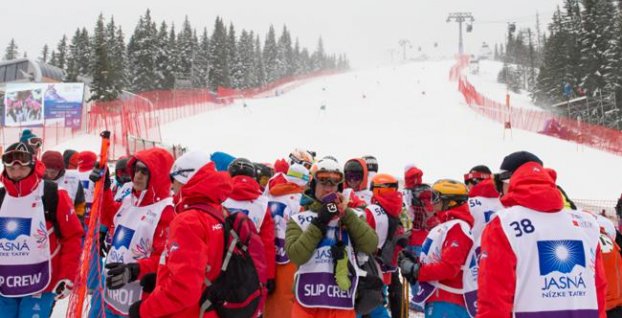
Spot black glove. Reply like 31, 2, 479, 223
266, 279, 276, 295
105, 263, 140, 290
89, 162, 111, 190
140, 273, 157, 293
128, 300, 141, 318
98, 231, 110, 257
398, 251, 420, 283
311, 201, 339, 234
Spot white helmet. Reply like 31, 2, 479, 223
312, 156, 343, 179
170, 150, 211, 184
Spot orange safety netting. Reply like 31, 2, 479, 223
451, 57, 622, 157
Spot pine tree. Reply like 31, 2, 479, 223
3, 39, 19, 60
535, 7, 570, 104
311, 37, 325, 71
168, 23, 180, 86
90, 14, 116, 101
191, 28, 210, 88
55, 35, 68, 70
105, 17, 127, 95
40, 45, 49, 63
154, 21, 176, 89
276, 25, 294, 78
177, 16, 195, 81
65, 29, 83, 81
578, 0, 617, 96
208, 17, 229, 89
49, 51, 57, 66
227, 24, 244, 88
263, 25, 278, 82
127, 9, 157, 91
253, 35, 266, 87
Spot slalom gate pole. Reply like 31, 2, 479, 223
67, 131, 111, 318
401, 276, 409, 318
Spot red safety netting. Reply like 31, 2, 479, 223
452, 57, 622, 157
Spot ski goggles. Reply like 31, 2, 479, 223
344, 171, 363, 182
169, 168, 194, 183
464, 172, 491, 186
289, 153, 313, 170
371, 182, 399, 196
315, 172, 343, 186
133, 162, 150, 176
2, 150, 34, 167
493, 170, 512, 193
27, 137, 43, 149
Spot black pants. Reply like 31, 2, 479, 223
608, 306, 622, 318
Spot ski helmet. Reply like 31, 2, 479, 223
288, 148, 314, 169
370, 173, 398, 196
343, 159, 365, 183
313, 156, 344, 184
431, 179, 469, 210
228, 158, 256, 178
254, 162, 274, 188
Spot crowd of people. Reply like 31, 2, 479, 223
0, 129, 621, 318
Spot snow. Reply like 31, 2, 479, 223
50, 58, 621, 316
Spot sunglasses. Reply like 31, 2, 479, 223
28, 137, 43, 148
169, 168, 195, 183
2, 150, 33, 167
133, 162, 150, 176
316, 174, 343, 186
493, 171, 512, 193
289, 153, 313, 170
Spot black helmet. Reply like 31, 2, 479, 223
228, 158, 256, 178
362, 155, 378, 173
344, 159, 364, 173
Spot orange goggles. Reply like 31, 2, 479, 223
315, 172, 343, 186
371, 182, 399, 196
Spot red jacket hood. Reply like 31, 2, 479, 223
345, 158, 368, 192
436, 203, 474, 228
372, 191, 404, 218
1, 161, 45, 197
127, 148, 174, 206
230, 175, 262, 201
78, 151, 97, 172
177, 162, 232, 211
500, 162, 563, 212
268, 173, 304, 196
468, 179, 499, 198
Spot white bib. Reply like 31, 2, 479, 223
77, 170, 95, 204
56, 170, 81, 203
113, 182, 133, 203
498, 207, 600, 318
104, 197, 171, 314
223, 196, 268, 231
292, 211, 359, 309
0, 182, 52, 297
467, 196, 503, 242
412, 219, 472, 308
266, 193, 301, 264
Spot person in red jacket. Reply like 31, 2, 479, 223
463, 165, 502, 243
90, 148, 176, 318
128, 156, 233, 318
223, 158, 276, 294
477, 151, 607, 318
400, 179, 473, 318
0, 142, 83, 317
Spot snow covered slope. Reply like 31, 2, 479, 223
155, 60, 622, 200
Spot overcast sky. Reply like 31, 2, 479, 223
2, 0, 563, 68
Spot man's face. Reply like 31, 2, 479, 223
132, 161, 149, 192
171, 179, 183, 196
345, 171, 363, 190
43, 168, 60, 180
314, 172, 342, 200
5, 164, 32, 181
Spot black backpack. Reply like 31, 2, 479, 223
0, 180, 60, 238
193, 204, 265, 318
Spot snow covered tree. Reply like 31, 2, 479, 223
153, 21, 176, 89
49, 51, 57, 65
3, 39, 19, 60
263, 25, 278, 82
89, 14, 116, 101
208, 17, 229, 90
177, 16, 196, 81
236, 30, 255, 89
276, 26, 294, 78
66, 28, 91, 81
191, 28, 210, 88
127, 9, 157, 91
311, 37, 325, 71
40, 44, 49, 63
53, 35, 68, 70
227, 24, 244, 88
253, 35, 266, 87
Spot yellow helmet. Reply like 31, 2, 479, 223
431, 179, 469, 209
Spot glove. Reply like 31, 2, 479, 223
105, 263, 140, 290
53, 279, 73, 300
89, 162, 111, 190
140, 273, 157, 293
398, 251, 420, 283
266, 279, 276, 295
311, 201, 339, 234
332, 242, 351, 291
99, 231, 109, 257
128, 300, 141, 318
